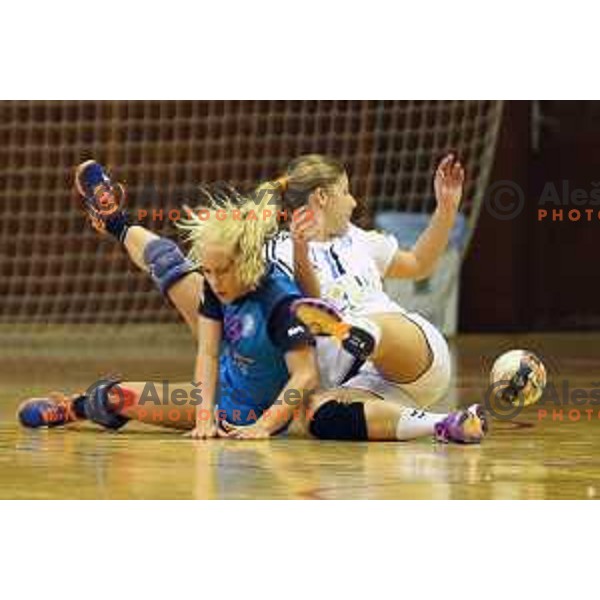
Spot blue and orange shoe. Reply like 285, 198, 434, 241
291, 298, 376, 362
434, 404, 488, 444
17, 392, 82, 429
74, 160, 128, 239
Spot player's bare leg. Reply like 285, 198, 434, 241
124, 225, 203, 337
17, 380, 202, 432
293, 299, 448, 404
305, 388, 487, 444
74, 160, 202, 337
365, 312, 433, 382
100, 381, 200, 430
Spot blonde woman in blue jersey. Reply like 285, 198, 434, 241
177, 192, 321, 438
17, 180, 320, 439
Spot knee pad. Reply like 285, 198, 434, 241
83, 380, 130, 430
144, 238, 196, 296
309, 399, 368, 441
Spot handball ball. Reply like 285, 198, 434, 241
490, 350, 547, 407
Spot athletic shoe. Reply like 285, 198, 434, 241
434, 404, 488, 444
17, 392, 80, 428
291, 298, 376, 362
74, 160, 126, 234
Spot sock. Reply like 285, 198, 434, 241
72, 396, 88, 419
105, 210, 131, 242
395, 407, 448, 440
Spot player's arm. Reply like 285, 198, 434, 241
255, 346, 319, 434
385, 154, 464, 281
384, 212, 455, 280
290, 207, 321, 297
188, 284, 223, 439
189, 315, 221, 439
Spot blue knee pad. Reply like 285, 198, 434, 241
83, 380, 129, 430
309, 399, 368, 441
144, 238, 196, 296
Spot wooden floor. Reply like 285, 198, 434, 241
1, 325, 600, 499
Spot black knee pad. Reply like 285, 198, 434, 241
84, 379, 130, 430
309, 399, 368, 441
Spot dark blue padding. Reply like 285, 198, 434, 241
143, 238, 196, 296
83, 380, 129, 430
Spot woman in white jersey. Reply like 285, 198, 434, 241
260, 153, 462, 410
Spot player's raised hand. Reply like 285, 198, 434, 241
434, 153, 464, 213
290, 206, 322, 244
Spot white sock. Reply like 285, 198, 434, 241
395, 406, 448, 440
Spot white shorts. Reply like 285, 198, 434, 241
342, 311, 451, 408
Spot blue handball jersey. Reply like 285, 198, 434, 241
199, 263, 314, 425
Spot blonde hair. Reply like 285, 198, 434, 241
252, 154, 346, 224
178, 184, 278, 289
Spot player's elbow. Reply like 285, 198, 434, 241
386, 250, 432, 280
413, 262, 435, 281
410, 253, 438, 281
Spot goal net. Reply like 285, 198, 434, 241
0, 100, 503, 338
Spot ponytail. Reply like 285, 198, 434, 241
253, 155, 346, 225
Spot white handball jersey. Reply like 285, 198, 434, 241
265, 225, 404, 316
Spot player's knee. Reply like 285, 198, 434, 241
308, 398, 368, 441
144, 238, 196, 296
84, 380, 129, 430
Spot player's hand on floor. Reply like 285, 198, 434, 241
434, 153, 464, 212
185, 420, 219, 440
218, 421, 271, 440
